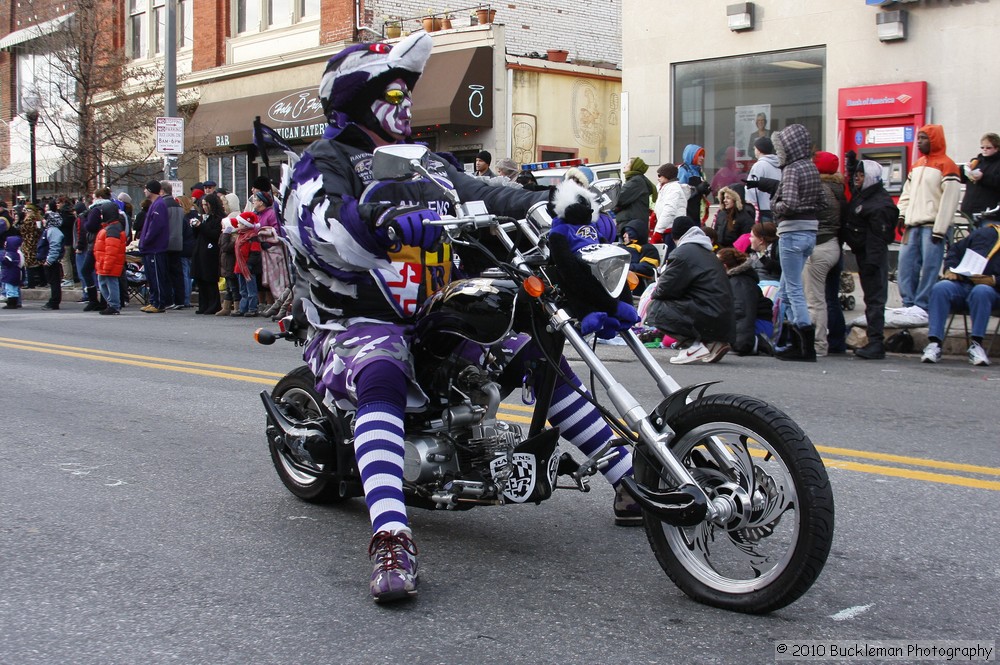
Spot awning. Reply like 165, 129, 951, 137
189, 88, 328, 149
189, 45, 495, 148
412, 47, 493, 128
0, 159, 67, 187
0, 14, 74, 50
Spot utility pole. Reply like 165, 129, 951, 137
163, 0, 178, 180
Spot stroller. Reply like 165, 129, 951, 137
125, 254, 148, 306
839, 271, 856, 311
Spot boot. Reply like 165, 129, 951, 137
798, 324, 817, 362
775, 326, 803, 361
215, 300, 232, 317
83, 286, 103, 312
777, 325, 817, 362
3, 297, 18, 309
261, 300, 280, 317
854, 339, 886, 360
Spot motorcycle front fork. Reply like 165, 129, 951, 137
544, 303, 739, 521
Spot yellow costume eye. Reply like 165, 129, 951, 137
383, 89, 406, 105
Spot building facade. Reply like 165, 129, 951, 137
1, 0, 622, 202
622, 0, 1000, 188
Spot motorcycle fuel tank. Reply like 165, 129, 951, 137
415, 277, 519, 345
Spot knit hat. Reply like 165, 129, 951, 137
476, 150, 492, 165
754, 136, 775, 155
627, 157, 649, 174
319, 32, 432, 136
670, 215, 699, 241
224, 192, 241, 215
577, 165, 595, 184
253, 190, 273, 207
190, 182, 204, 191
223, 214, 239, 233
494, 157, 518, 174
145, 180, 162, 194
117, 192, 132, 205
657, 163, 678, 180
252, 175, 272, 192
191, 188, 205, 201
234, 211, 258, 229
813, 151, 839, 175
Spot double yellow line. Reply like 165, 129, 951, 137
2, 336, 998, 491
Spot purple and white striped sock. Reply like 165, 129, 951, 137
354, 400, 408, 534
547, 375, 633, 486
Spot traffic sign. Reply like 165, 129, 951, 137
155, 116, 185, 155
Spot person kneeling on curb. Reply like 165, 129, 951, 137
644, 216, 734, 364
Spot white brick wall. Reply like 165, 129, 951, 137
367, 1, 621, 66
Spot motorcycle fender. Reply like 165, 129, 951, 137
650, 381, 721, 431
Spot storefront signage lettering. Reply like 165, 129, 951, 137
271, 123, 327, 141
216, 135, 231, 147
267, 89, 324, 125
845, 96, 900, 107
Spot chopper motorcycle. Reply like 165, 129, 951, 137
256, 145, 834, 614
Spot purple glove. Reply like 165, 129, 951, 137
375, 206, 443, 252
594, 212, 616, 244
615, 300, 639, 329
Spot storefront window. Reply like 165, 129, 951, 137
673, 47, 825, 186
207, 153, 249, 202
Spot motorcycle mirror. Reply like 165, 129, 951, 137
591, 178, 622, 213
372, 144, 432, 180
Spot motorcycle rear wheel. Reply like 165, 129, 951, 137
268, 366, 353, 504
638, 393, 834, 614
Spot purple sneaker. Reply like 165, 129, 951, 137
613, 483, 643, 527
368, 531, 419, 603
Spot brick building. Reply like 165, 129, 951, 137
2, 0, 622, 203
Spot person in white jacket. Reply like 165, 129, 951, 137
652, 163, 687, 257
745, 137, 781, 222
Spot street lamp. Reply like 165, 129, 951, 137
24, 107, 39, 204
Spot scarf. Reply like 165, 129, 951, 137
234, 227, 259, 278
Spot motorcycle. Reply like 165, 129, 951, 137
255, 144, 834, 614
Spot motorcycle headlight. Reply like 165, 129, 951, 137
576, 244, 631, 297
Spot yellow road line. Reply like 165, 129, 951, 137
3, 335, 998, 490
824, 458, 1000, 491
0, 341, 276, 385
815, 444, 1000, 477
0, 336, 285, 378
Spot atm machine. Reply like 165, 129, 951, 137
837, 81, 927, 198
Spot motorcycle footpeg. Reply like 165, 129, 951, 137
619, 476, 708, 527
556, 452, 590, 492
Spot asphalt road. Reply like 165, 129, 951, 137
1, 304, 998, 665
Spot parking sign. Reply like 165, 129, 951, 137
155, 117, 185, 154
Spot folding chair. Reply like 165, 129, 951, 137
125, 255, 148, 306
945, 304, 1000, 354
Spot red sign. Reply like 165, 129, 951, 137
837, 81, 926, 120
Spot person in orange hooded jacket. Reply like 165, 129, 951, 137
896, 124, 962, 315
93, 204, 127, 314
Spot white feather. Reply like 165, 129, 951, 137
552, 179, 599, 223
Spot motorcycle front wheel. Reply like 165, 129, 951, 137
268, 366, 354, 504
637, 393, 834, 614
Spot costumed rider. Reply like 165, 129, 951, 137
279, 32, 641, 604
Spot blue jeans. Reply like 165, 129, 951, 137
778, 230, 816, 327
897, 226, 948, 310
3, 282, 20, 298
181, 256, 192, 306
97, 274, 121, 311
75, 252, 95, 290
238, 273, 258, 313
927, 280, 1000, 340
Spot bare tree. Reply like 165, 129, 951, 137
21, 0, 172, 197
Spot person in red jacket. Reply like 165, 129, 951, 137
93, 204, 127, 315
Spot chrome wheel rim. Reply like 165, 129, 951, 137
273, 387, 327, 485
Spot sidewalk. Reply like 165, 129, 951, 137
839, 278, 999, 358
